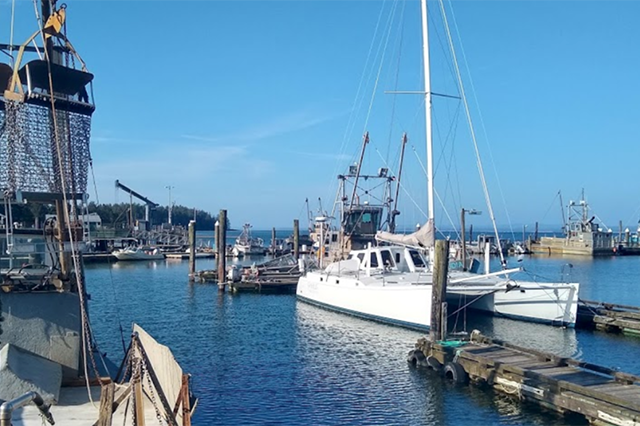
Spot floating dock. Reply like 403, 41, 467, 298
410, 331, 640, 425
165, 252, 215, 260
82, 253, 116, 263
578, 299, 640, 336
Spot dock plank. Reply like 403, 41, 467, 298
414, 334, 640, 424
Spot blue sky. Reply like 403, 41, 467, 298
3, 1, 640, 233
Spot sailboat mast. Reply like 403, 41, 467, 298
420, 0, 435, 224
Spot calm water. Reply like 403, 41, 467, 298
85, 235, 640, 426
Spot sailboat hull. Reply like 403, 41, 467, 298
297, 272, 433, 330
447, 281, 579, 327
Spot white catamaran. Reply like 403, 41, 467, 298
297, 0, 580, 330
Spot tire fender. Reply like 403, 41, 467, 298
443, 361, 468, 384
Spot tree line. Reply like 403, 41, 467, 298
1, 202, 227, 231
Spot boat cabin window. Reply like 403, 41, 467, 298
409, 250, 426, 267
380, 250, 395, 267
370, 252, 378, 267
356, 253, 365, 264
331, 234, 338, 242
395, 253, 401, 263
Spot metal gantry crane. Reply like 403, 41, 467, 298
114, 180, 159, 230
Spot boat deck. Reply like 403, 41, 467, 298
13, 385, 161, 425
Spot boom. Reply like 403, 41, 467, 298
114, 180, 159, 222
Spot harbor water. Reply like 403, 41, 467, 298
86, 231, 640, 426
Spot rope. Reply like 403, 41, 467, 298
40, 13, 103, 405
9, 0, 16, 66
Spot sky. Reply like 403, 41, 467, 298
2, 0, 640, 233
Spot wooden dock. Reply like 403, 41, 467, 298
578, 299, 640, 336
165, 252, 215, 260
82, 253, 116, 263
410, 331, 640, 425
228, 277, 297, 293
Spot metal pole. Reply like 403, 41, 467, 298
165, 185, 174, 225
1, 391, 54, 426
188, 220, 196, 280
391, 133, 408, 233
461, 208, 467, 271
420, 0, 434, 224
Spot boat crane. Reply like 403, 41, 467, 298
114, 180, 159, 228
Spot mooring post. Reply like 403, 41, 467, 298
188, 220, 196, 280
430, 239, 449, 342
271, 227, 276, 256
217, 210, 227, 291
619, 220, 623, 244
293, 219, 300, 259
469, 224, 473, 244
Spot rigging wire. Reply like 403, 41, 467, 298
436, 0, 505, 267
444, 0, 517, 244
373, 148, 429, 221
361, 0, 400, 134
327, 0, 389, 201
385, 0, 406, 165
539, 190, 562, 225
411, 146, 461, 241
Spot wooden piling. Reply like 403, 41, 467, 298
217, 210, 227, 289
293, 219, 300, 259
188, 220, 196, 280
430, 240, 449, 342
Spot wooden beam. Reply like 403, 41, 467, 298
430, 240, 449, 342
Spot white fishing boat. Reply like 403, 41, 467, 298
112, 246, 165, 261
297, 0, 580, 329
297, 246, 433, 330
233, 223, 265, 256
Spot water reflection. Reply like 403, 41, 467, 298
85, 257, 633, 426
465, 315, 579, 358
